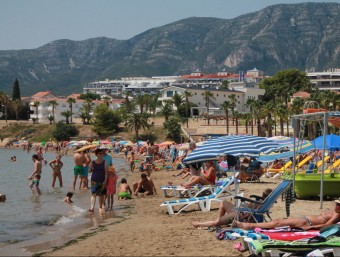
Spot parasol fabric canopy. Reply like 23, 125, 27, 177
312, 134, 340, 151
257, 137, 315, 162
184, 135, 280, 164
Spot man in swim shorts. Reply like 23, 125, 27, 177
73, 151, 86, 190
133, 173, 157, 196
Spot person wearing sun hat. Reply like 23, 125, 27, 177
97, 145, 113, 169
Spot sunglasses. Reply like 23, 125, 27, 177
336, 203, 340, 206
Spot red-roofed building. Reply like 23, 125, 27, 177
31, 91, 57, 99
292, 91, 310, 99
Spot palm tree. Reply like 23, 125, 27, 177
33, 101, 40, 123
67, 97, 76, 123
149, 93, 160, 115
246, 97, 256, 135
276, 103, 288, 136
160, 101, 173, 122
48, 100, 58, 123
262, 100, 275, 137
221, 80, 229, 90
102, 96, 111, 106
126, 113, 151, 139
201, 90, 215, 125
251, 99, 264, 136
183, 90, 192, 128
79, 99, 93, 124
243, 113, 253, 134
234, 110, 240, 134
171, 92, 184, 110
228, 94, 239, 125
61, 110, 72, 124
135, 94, 146, 113
122, 91, 134, 111
221, 100, 231, 134
290, 97, 305, 136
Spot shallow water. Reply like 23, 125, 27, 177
0, 148, 129, 256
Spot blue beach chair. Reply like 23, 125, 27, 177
233, 179, 292, 223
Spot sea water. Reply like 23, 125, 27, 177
0, 148, 129, 256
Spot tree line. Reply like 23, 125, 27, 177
1, 69, 340, 142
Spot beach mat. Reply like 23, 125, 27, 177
260, 230, 319, 241
248, 237, 340, 255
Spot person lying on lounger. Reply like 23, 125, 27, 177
233, 199, 340, 231
190, 188, 273, 229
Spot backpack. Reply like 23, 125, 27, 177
227, 155, 238, 167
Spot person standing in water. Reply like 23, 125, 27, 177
28, 154, 42, 195
49, 154, 63, 187
73, 151, 86, 190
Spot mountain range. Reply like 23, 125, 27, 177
0, 2, 339, 96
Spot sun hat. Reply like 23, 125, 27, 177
335, 198, 340, 204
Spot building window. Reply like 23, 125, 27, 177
166, 91, 173, 97
217, 94, 219, 97
195, 92, 197, 95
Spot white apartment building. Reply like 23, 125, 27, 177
28, 91, 123, 124
158, 69, 265, 115
307, 69, 340, 91
83, 76, 179, 97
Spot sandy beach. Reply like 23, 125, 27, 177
36, 161, 336, 257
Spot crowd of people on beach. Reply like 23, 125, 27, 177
6, 136, 340, 249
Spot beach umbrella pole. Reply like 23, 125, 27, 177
320, 113, 328, 209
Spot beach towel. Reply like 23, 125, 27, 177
248, 236, 340, 255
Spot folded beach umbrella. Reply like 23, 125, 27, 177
157, 141, 175, 147
184, 135, 280, 164
75, 144, 97, 153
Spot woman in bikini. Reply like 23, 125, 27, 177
182, 161, 216, 188
49, 154, 63, 187
234, 200, 340, 231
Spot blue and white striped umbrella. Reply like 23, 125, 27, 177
183, 135, 280, 164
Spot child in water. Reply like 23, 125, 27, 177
63, 192, 74, 203
128, 152, 136, 172
29, 174, 41, 195
118, 178, 132, 200
106, 166, 118, 210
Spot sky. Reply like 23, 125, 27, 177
0, 0, 339, 50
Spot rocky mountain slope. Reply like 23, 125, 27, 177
0, 2, 339, 96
